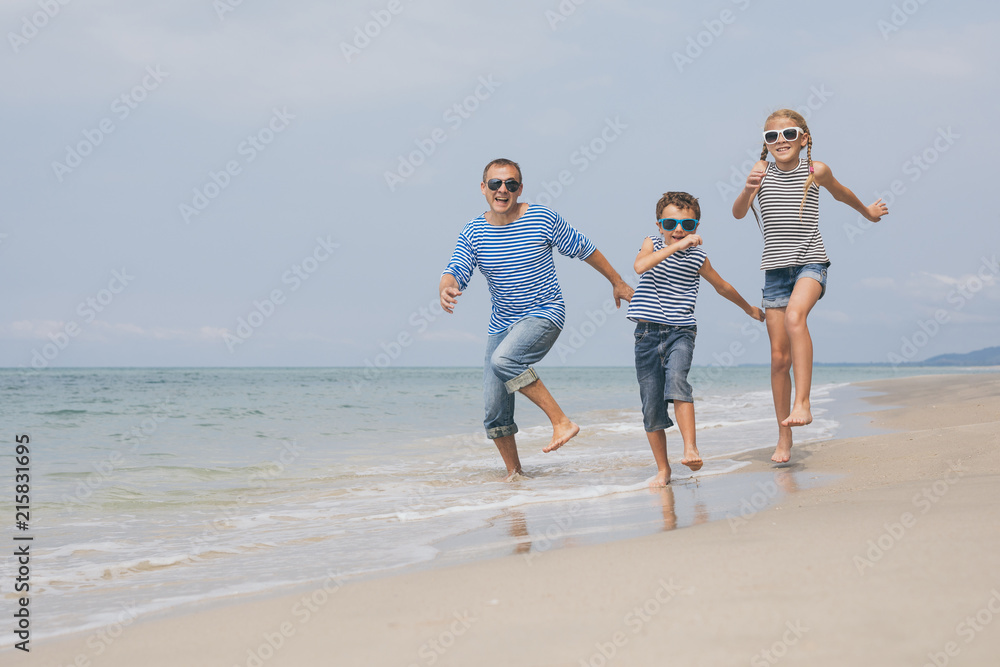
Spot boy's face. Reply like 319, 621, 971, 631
657, 204, 699, 246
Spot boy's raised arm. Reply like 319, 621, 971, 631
699, 259, 764, 322
634, 235, 702, 275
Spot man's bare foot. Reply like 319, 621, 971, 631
503, 469, 528, 482
780, 404, 812, 427
681, 447, 703, 472
649, 469, 671, 487
771, 433, 793, 463
542, 421, 579, 453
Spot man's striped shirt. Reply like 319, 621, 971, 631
626, 236, 707, 327
757, 159, 829, 270
443, 205, 596, 335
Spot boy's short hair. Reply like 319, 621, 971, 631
656, 192, 701, 220
483, 158, 522, 183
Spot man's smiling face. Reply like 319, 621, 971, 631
481, 164, 522, 217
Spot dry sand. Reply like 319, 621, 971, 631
26, 373, 1000, 666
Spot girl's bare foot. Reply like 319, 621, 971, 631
780, 403, 812, 427
771, 430, 793, 463
542, 421, 579, 452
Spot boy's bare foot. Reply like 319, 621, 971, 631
649, 469, 671, 487
681, 446, 703, 471
503, 469, 527, 482
771, 432, 793, 463
542, 421, 579, 452
780, 404, 812, 427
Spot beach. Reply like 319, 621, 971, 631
21, 371, 1000, 666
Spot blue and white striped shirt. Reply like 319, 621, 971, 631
626, 236, 707, 327
443, 205, 597, 335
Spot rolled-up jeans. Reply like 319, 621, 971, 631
483, 316, 562, 439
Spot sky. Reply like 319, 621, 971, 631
1, 0, 997, 370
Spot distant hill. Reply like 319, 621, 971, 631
921, 346, 1000, 366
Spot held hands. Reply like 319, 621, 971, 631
440, 285, 462, 313
748, 306, 765, 322
865, 198, 889, 222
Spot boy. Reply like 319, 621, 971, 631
628, 192, 764, 486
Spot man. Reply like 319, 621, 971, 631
439, 158, 633, 481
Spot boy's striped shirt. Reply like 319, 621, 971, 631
443, 204, 596, 335
626, 236, 707, 327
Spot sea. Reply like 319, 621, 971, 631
0, 365, 981, 644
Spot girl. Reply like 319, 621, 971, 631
732, 109, 887, 463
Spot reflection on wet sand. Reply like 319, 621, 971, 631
650, 485, 677, 531
505, 509, 531, 555
774, 469, 800, 495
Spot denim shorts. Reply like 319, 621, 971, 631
761, 262, 830, 309
634, 322, 696, 432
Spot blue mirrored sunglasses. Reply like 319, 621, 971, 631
658, 218, 699, 232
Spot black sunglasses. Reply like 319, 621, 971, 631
486, 178, 521, 192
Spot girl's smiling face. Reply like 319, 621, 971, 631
764, 116, 809, 166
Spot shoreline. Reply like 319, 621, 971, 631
21, 372, 1000, 665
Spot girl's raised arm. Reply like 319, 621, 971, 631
812, 161, 888, 223
732, 160, 768, 219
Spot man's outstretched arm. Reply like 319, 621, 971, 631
584, 250, 634, 307
439, 273, 462, 314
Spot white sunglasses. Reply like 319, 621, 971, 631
763, 127, 805, 144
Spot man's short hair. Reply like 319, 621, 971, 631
483, 158, 522, 183
655, 192, 701, 220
